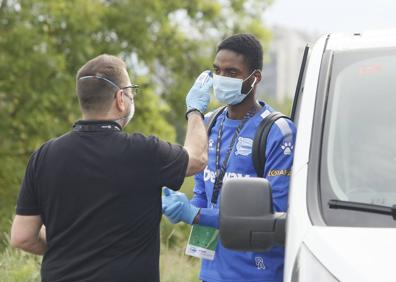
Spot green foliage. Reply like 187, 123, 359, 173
0, 0, 272, 241
0, 0, 272, 280
0, 235, 41, 282
266, 98, 293, 116
160, 247, 200, 282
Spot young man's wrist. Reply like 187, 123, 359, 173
192, 210, 200, 224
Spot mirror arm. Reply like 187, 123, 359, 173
274, 213, 286, 246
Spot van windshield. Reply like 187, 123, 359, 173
320, 48, 396, 225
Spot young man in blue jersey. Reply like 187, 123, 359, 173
162, 33, 296, 282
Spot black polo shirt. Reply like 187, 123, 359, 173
16, 120, 189, 282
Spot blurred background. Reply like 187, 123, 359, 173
1, 0, 395, 281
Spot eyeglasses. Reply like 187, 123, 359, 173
79, 75, 139, 97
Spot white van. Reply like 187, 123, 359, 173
219, 30, 396, 282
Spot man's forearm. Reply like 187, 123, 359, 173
11, 215, 47, 256
15, 225, 47, 255
184, 112, 208, 176
17, 236, 47, 255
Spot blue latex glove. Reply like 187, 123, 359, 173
162, 187, 200, 225
162, 193, 184, 224
185, 70, 213, 113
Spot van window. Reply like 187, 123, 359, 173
320, 48, 396, 226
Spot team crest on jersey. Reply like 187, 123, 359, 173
235, 137, 253, 156
281, 142, 294, 155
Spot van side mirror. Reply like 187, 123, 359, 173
219, 178, 286, 251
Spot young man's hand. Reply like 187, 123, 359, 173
162, 188, 200, 225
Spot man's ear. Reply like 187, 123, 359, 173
114, 89, 126, 112
254, 70, 262, 85
249, 71, 261, 90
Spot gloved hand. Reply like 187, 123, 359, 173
162, 187, 200, 225
162, 190, 184, 224
185, 70, 213, 113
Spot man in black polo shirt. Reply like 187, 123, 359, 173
10, 54, 212, 281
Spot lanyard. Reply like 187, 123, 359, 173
210, 108, 256, 206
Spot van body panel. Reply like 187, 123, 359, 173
284, 35, 328, 281
289, 35, 327, 172
284, 165, 311, 281
305, 226, 396, 282
286, 30, 396, 281
327, 29, 396, 51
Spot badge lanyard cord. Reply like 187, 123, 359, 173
210, 108, 256, 207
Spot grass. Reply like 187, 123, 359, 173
0, 235, 41, 282
0, 176, 201, 281
160, 246, 201, 282
0, 224, 201, 282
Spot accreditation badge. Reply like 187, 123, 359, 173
185, 225, 218, 260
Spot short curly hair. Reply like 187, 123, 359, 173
217, 33, 263, 72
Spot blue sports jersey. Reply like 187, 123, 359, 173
190, 102, 296, 282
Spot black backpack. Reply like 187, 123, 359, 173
206, 106, 291, 178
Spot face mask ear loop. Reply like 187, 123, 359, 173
243, 69, 259, 88
243, 74, 258, 96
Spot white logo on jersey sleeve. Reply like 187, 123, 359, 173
281, 142, 294, 155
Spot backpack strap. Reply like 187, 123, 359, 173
206, 106, 227, 133
253, 112, 291, 178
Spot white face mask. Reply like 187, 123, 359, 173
213, 71, 258, 105
116, 93, 134, 127
124, 98, 135, 125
